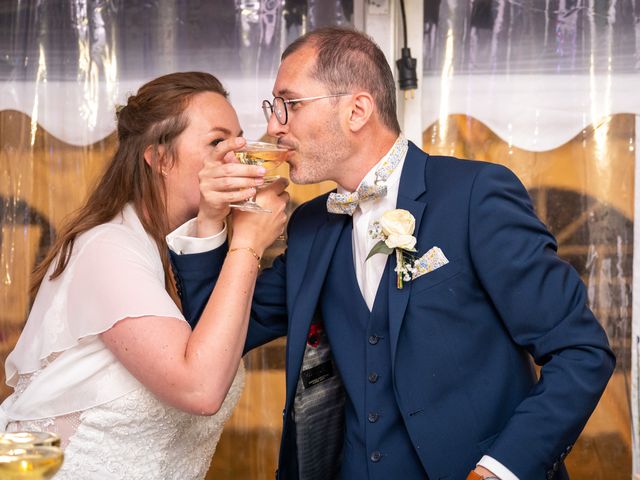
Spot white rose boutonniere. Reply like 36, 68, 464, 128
367, 209, 418, 289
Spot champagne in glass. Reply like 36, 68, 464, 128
231, 141, 288, 213
0, 446, 64, 479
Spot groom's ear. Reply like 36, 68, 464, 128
346, 92, 374, 133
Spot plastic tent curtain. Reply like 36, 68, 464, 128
421, 1, 639, 478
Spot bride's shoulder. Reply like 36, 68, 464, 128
74, 208, 152, 260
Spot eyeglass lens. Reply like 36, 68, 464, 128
262, 98, 288, 125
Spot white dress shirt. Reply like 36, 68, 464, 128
340, 145, 404, 310
166, 218, 228, 254
166, 138, 518, 480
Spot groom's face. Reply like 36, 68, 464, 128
268, 45, 350, 185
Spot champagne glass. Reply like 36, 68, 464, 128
0, 446, 64, 479
0, 432, 61, 449
230, 141, 288, 213
0, 432, 63, 479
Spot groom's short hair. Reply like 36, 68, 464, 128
283, 27, 401, 134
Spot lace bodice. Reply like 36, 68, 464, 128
9, 363, 245, 480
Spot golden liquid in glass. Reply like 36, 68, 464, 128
234, 149, 287, 170
231, 144, 288, 210
0, 447, 64, 479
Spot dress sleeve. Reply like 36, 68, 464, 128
9, 224, 186, 380
2, 222, 186, 421
64, 226, 185, 339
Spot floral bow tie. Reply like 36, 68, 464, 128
326, 184, 387, 215
326, 134, 408, 216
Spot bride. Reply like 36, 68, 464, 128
0, 72, 288, 479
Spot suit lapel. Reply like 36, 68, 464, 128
388, 142, 428, 367
287, 211, 347, 396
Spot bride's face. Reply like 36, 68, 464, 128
165, 92, 242, 226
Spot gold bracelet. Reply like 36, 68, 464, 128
228, 247, 261, 266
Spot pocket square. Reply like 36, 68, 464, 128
412, 246, 449, 280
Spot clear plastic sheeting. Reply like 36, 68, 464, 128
0, 0, 352, 143
421, 0, 640, 151
0, 2, 350, 479
422, 1, 639, 478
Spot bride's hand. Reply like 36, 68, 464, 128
230, 178, 289, 256
197, 137, 265, 237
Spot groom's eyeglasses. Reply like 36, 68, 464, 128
262, 93, 351, 125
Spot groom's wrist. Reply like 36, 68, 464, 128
467, 469, 500, 480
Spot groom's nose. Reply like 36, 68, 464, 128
267, 111, 288, 138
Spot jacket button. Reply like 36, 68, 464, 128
368, 372, 379, 383
368, 412, 379, 423
370, 451, 382, 462
368, 335, 379, 345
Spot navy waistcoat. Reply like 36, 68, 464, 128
320, 220, 425, 479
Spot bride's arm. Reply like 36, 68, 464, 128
101, 183, 288, 415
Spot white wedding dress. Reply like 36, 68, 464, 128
1, 204, 245, 479
7, 364, 244, 480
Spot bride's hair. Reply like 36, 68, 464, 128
30, 72, 228, 303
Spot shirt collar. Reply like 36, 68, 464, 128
336, 133, 407, 197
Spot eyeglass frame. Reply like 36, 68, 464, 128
262, 93, 351, 125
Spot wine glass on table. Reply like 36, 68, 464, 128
230, 140, 288, 213
0, 432, 64, 479
0, 447, 63, 479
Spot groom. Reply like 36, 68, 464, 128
169, 27, 614, 479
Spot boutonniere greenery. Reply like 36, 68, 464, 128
367, 209, 418, 289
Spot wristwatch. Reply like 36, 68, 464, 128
466, 471, 500, 480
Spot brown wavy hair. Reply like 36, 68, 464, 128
30, 71, 229, 303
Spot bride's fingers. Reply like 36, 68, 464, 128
200, 162, 265, 180
199, 163, 265, 194
260, 176, 289, 194
207, 188, 257, 204
222, 150, 240, 164
255, 187, 289, 212
220, 188, 256, 203
211, 137, 246, 163
202, 175, 265, 191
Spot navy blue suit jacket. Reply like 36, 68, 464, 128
171, 143, 615, 479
